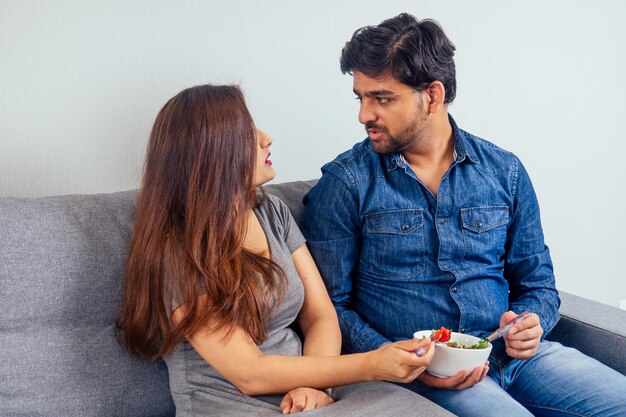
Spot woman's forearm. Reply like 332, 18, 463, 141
239, 352, 373, 396
184, 303, 431, 397
239, 336, 430, 396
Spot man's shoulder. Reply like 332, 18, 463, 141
329, 138, 374, 163
460, 129, 520, 172
323, 138, 382, 176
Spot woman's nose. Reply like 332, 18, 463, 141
257, 129, 272, 148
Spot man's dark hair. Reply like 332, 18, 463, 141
340, 13, 457, 103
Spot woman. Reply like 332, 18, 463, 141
116, 84, 435, 415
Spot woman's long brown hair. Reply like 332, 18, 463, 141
116, 85, 286, 360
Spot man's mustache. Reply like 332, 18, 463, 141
365, 122, 386, 131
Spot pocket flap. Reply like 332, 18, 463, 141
365, 208, 423, 235
461, 206, 509, 233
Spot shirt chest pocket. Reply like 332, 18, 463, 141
360, 209, 425, 279
460, 205, 509, 268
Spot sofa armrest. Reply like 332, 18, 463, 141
547, 291, 626, 375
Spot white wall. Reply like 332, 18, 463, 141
2, 0, 625, 308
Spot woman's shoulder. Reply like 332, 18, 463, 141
256, 191, 305, 252
256, 191, 291, 220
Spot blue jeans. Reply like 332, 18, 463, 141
400, 341, 626, 416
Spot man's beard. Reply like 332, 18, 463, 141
366, 122, 421, 155
366, 97, 427, 155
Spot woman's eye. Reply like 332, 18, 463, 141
354, 96, 362, 103
377, 97, 391, 104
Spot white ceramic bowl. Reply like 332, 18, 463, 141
413, 330, 492, 378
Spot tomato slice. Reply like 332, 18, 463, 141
432, 326, 452, 342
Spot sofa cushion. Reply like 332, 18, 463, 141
0, 190, 174, 417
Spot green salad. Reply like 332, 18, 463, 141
444, 339, 489, 350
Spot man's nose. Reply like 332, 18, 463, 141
358, 101, 376, 125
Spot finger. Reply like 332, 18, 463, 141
302, 397, 316, 412
505, 340, 537, 356
289, 403, 304, 413
419, 369, 468, 388
507, 326, 542, 342
289, 393, 306, 413
506, 344, 538, 359
455, 365, 485, 390
499, 310, 518, 327
405, 365, 429, 382
280, 393, 293, 414
506, 336, 540, 351
479, 362, 490, 381
398, 337, 431, 353
422, 342, 435, 366
508, 313, 541, 336
473, 362, 489, 384
417, 341, 436, 362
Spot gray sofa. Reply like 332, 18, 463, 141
1, 179, 624, 417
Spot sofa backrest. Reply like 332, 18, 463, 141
0, 180, 316, 417
0, 190, 173, 417
264, 179, 317, 225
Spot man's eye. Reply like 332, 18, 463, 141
355, 96, 363, 103
376, 97, 391, 104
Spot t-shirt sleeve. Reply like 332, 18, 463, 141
268, 194, 306, 253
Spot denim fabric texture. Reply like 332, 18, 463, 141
401, 341, 626, 417
300, 116, 560, 363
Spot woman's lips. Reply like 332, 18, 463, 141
265, 152, 272, 165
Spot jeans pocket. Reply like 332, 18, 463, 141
461, 205, 509, 268
360, 208, 424, 279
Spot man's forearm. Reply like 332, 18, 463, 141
337, 308, 390, 353
507, 250, 561, 337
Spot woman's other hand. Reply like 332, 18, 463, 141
280, 387, 333, 414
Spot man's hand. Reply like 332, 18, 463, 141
280, 387, 333, 414
500, 310, 543, 359
417, 362, 489, 390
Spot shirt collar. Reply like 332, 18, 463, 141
386, 114, 479, 171
449, 115, 479, 164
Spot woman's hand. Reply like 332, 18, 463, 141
371, 338, 434, 383
280, 387, 333, 414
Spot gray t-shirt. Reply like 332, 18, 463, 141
164, 193, 306, 415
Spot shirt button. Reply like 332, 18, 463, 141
460, 328, 465, 333
475, 222, 483, 228
439, 219, 445, 224
401, 224, 409, 231
443, 263, 448, 269
452, 287, 458, 292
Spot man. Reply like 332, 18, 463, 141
300, 13, 626, 416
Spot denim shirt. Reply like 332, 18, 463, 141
300, 116, 560, 357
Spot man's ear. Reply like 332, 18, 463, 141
425, 81, 446, 113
